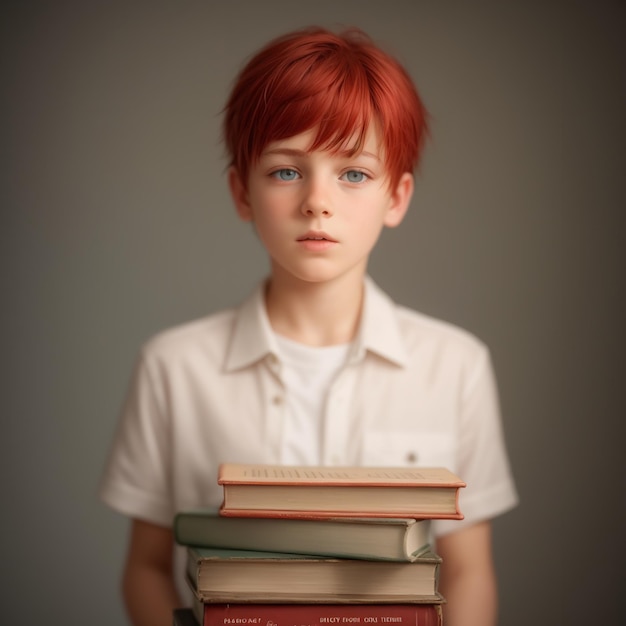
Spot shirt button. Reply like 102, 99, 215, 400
266, 354, 281, 374
406, 451, 418, 464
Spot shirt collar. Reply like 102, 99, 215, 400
224, 281, 279, 372
224, 276, 409, 372
353, 276, 409, 367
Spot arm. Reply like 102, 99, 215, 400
435, 521, 498, 626
122, 518, 182, 626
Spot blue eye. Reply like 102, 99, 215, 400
343, 170, 367, 183
272, 169, 299, 181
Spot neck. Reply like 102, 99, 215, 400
264, 270, 366, 347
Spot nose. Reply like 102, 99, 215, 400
300, 178, 333, 218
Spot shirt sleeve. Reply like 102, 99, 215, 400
98, 347, 175, 527
432, 347, 519, 536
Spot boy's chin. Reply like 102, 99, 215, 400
269, 263, 368, 288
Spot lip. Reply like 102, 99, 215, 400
296, 230, 338, 252
296, 231, 338, 243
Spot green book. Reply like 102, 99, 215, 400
174, 508, 431, 561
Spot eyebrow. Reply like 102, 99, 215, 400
263, 147, 380, 161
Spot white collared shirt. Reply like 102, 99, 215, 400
99, 276, 518, 589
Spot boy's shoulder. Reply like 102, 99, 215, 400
140, 306, 238, 364
367, 278, 487, 356
136, 281, 268, 372
398, 303, 485, 343
363, 278, 491, 374
393, 301, 490, 364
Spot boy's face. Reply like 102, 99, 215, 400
229, 125, 413, 287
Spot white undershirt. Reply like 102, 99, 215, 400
274, 333, 351, 465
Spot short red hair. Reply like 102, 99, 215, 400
223, 27, 428, 190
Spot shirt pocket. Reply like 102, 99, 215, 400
362, 431, 456, 471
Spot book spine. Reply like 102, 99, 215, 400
202, 603, 442, 626
219, 507, 463, 520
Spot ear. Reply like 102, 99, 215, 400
228, 166, 254, 222
383, 172, 414, 228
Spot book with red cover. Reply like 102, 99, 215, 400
183, 602, 443, 626
218, 463, 465, 520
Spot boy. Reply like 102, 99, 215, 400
99, 26, 518, 626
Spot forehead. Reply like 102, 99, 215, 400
263, 124, 383, 159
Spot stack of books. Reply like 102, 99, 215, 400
173, 463, 466, 626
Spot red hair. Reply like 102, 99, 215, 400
223, 27, 428, 190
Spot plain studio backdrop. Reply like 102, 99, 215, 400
2, 1, 624, 625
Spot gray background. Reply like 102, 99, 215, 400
2, 1, 625, 625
